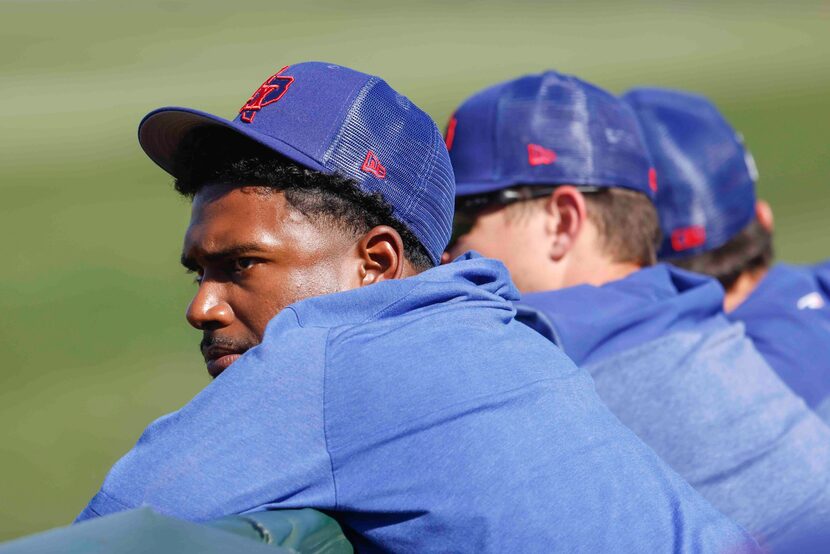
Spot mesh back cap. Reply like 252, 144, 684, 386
138, 61, 454, 265
623, 88, 758, 259
447, 70, 656, 200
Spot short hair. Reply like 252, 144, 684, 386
171, 127, 434, 271
665, 218, 773, 290
584, 188, 661, 267
502, 187, 661, 266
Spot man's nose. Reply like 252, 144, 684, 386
186, 283, 234, 330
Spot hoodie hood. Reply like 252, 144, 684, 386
289, 251, 519, 329
517, 264, 726, 366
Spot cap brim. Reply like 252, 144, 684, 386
137, 107, 328, 178
455, 175, 653, 199
454, 180, 519, 197
454, 176, 594, 197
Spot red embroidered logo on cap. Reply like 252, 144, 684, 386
445, 115, 458, 151
361, 151, 387, 178
648, 168, 658, 193
671, 226, 706, 252
528, 144, 557, 166
239, 66, 295, 123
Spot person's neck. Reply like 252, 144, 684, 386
581, 261, 641, 287
724, 266, 770, 312
558, 256, 642, 289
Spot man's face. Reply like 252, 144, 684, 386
181, 184, 357, 377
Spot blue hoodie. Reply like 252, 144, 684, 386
729, 262, 830, 422
518, 264, 830, 552
76, 255, 755, 553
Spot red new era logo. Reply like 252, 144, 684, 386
671, 226, 706, 252
528, 143, 556, 166
239, 66, 295, 123
445, 115, 458, 151
361, 151, 387, 178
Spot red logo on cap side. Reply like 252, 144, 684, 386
361, 151, 387, 179
648, 168, 658, 193
528, 144, 557, 166
445, 115, 458, 151
239, 66, 295, 123
671, 226, 706, 252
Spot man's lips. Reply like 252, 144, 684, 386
203, 347, 245, 378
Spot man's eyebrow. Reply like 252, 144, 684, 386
180, 243, 268, 269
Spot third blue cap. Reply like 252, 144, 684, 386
447, 70, 657, 199
138, 62, 454, 266
623, 88, 758, 259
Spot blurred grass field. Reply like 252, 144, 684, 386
1, 0, 829, 540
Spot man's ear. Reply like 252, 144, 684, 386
544, 186, 588, 261
756, 199, 774, 232
356, 225, 406, 286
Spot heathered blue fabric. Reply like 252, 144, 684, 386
76, 255, 756, 553
518, 264, 830, 552
729, 262, 830, 423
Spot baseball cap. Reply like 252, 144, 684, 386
623, 88, 758, 259
447, 70, 657, 200
138, 61, 454, 266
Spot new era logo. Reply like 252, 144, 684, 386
239, 66, 295, 123
797, 292, 825, 310
528, 144, 556, 166
361, 151, 387, 178
671, 226, 706, 252
648, 168, 658, 193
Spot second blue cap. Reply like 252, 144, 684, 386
447, 70, 657, 199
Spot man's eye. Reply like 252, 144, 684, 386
233, 258, 257, 272
185, 269, 203, 284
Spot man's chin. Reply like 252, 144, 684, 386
206, 353, 244, 378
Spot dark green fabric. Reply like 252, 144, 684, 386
0, 508, 351, 554
208, 509, 353, 553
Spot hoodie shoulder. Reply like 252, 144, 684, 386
730, 263, 830, 414
737, 264, 825, 314
585, 319, 830, 549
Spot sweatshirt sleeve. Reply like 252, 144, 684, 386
76, 309, 336, 523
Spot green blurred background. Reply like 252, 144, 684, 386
1, 0, 828, 540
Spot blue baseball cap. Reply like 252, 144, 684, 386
446, 70, 657, 200
138, 61, 454, 266
623, 88, 758, 259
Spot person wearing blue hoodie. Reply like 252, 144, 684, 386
73, 63, 756, 553
624, 88, 830, 424
445, 69, 830, 552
